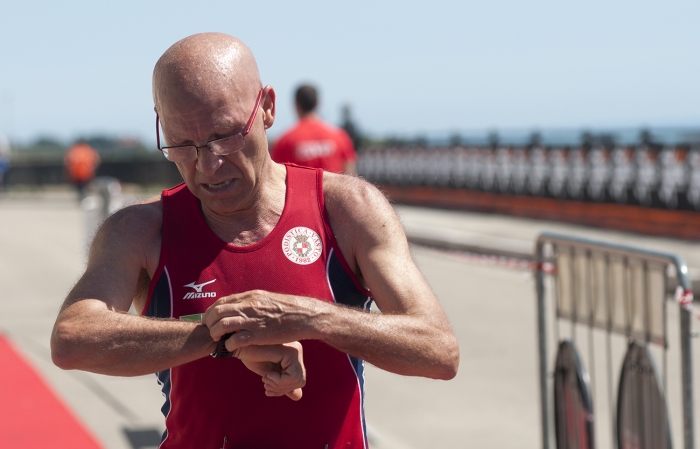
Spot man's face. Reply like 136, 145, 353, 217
157, 85, 274, 215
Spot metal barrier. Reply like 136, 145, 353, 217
535, 233, 695, 449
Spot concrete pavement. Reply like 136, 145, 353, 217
396, 204, 700, 276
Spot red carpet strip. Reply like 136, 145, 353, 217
0, 334, 104, 448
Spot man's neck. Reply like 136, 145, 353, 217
297, 111, 318, 121
201, 162, 287, 246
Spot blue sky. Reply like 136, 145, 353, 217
1, 0, 698, 145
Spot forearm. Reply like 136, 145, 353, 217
312, 302, 459, 380
205, 290, 459, 379
51, 299, 215, 376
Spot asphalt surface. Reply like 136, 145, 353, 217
1, 187, 699, 449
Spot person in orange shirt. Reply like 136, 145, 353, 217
271, 84, 357, 175
64, 142, 100, 199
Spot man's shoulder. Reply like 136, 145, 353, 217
323, 173, 392, 223
322, 173, 404, 267
100, 195, 163, 243
88, 195, 164, 275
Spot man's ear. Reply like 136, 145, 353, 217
261, 86, 276, 130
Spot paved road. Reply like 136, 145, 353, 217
1, 189, 699, 449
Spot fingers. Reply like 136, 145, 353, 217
263, 375, 304, 401
205, 312, 248, 342
264, 364, 304, 399
235, 342, 289, 363
202, 292, 247, 328
286, 388, 303, 401
262, 348, 306, 401
263, 387, 302, 401
224, 330, 253, 350
202, 291, 268, 343
202, 290, 311, 347
235, 342, 306, 401
265, 368, 306, 388
279, 343, 305, 380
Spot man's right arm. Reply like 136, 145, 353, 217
50, 200, 216, 376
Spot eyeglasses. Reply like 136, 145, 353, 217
155, 87, 266, 162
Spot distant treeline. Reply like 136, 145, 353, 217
12, 135, 153, 163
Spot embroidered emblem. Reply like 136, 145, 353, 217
282, 227, 322, 265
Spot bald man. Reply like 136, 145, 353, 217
51, 33, 459, 448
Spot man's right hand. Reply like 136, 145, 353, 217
234, 342, 306, 401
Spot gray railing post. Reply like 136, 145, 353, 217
674, 259, 695, 449
536, 240, 550, 449
681, 307, 694, 449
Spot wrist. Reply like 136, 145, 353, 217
193, 323, 217, 356
304, 297, 333, 341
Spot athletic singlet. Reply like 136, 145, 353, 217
142, 164, 373, 449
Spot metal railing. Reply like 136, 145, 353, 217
535, 232, 695, 449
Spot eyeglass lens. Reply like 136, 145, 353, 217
162, 134, 246, 162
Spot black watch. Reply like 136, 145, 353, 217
211, 333, 234, 358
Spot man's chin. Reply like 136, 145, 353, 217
196, 181, 251, 213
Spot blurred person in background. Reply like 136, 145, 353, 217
0, 135, 10, 190
64, 141, 100, 200
271, 84, 357, 174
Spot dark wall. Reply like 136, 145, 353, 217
5, 159, 183, 187
97, 159, 184, 185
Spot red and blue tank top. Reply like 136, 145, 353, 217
142, 165, 373, 449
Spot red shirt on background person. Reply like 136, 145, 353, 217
271, 84, 357, 174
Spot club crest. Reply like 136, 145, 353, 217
282, 227, 322, 265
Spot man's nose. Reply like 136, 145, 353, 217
195, 147, 224, 176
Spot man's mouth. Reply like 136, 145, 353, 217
204, 179, 233, 190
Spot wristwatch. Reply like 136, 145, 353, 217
211, 333, 234, 358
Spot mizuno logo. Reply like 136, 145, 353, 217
183, 279, 217, 300
184, 279, 216, 292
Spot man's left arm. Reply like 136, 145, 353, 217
204, 175, 459, 380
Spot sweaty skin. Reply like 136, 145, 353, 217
51, 33, 459, 387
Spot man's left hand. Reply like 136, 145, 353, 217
203, 290, 319, 350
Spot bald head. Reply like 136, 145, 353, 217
153, 33, 262, 112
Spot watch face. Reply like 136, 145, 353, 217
617, 340, 672, 449
553, 339, 594, 449
211, 333, 234, 358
